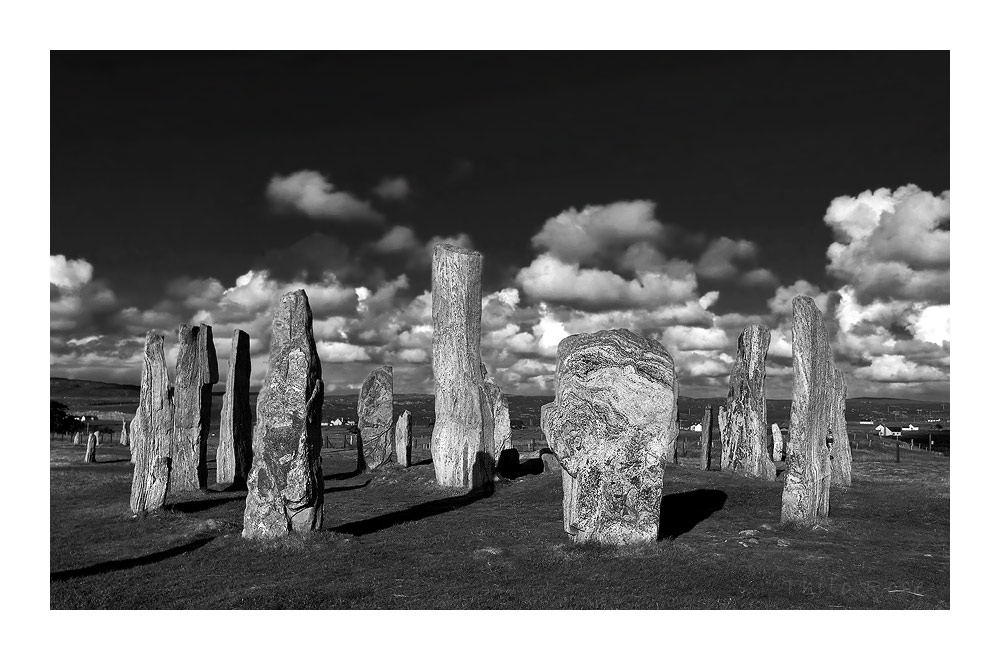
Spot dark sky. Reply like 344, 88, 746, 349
50, 52, 950, 398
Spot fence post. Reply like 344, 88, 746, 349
895, 441, 900, 463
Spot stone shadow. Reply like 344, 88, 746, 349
331, 486, 493, 537
169, 494, 245, 513
324, 479, 372, 495
497, 448, 545, 479
658, 489, 728, 540
50, 537, 214, 581
326, 467, 363, 481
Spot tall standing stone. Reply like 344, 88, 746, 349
170, 323, 218, 492
482, 364, 512, 459
243, 290, 325, 540
217, 329, 253, 487
829, 368, 852, 487
83, 432, 97, 463
120, 419, 129, 446
699, 406, 713, 471
544, 329, 678, 545
719, 325, 776, 481
130, 332, 173, 515
431, 243, 494, 490
394, 409, 412, 467
358, 366, 394, 472
781, 296, 834, 526
771, 423, 784, 462
73, 432, 81, 446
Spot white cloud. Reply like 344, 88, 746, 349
854, 354, 948, 383
372, 226, 421, 253
372, 176, 411, 201
317, 341, 369, 363
50, 255, 93, 289
266, 170, 383, 222
531, 201, 665, 265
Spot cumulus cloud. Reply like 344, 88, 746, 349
531, 201, 666, 266
51, 255, 94, 289
266, 170, 383, 222
695, 237, 778, 287
854, 354, 948, 383
372, 176, 411, 201
370, 225, 474, 268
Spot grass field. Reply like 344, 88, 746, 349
50, 435, 948, 609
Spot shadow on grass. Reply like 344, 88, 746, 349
169, 494, 245, 513
331, 486, 494, 536
326, 467, 363, 481
50, 537, 214, 582
497, 448, 545, 479
325, 479, 372, 495
658, 489, 727, 540
411, 458, 433, 467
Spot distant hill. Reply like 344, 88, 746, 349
50, 377, 139, 400
848, 396, 948, 405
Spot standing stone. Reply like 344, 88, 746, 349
394, 409, 413, 467
699, 406, 713, 471
430, 243, 494, 490
130, 332, 173, 516
781, 296, 834, 526
771, 423, 784, 462
358, 366, 394, 472
129, 417, 137, 464
243, 290, 325, 540
120, 419, 129, 446
482, 364, 512, 459
665, 380, 680, 463
72, 432, 81, 446
83, 432, 97, 463
719, 325, 776, 480
544, 329, 678, 545
170, 323, 219, 492
829, 368, 852, 487
217, 329, 253, 487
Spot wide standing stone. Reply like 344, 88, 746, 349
829, 368, 852, 487
544, 329, 678, 545
394, 409, 412, 467
430, 243, 494, 489
170, 323, 218, 491
217, 329, 253, 487
700, 406, 713, 471
719, 325, 776, 480
358, 366, 394, 472
780, 296, 834, 526
243, 290, 325, 540
84, 432, 97, 463
482, 364, 512, 459
771, 423, 784, 462
130, 332, 173, 515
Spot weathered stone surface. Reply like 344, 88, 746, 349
780, 296, 834, 526
719, 325, 776, 481
170, 323, 218, 492
666, 378, 680, 463
358, 366, 394, 471
84, 432, 97, 463
700, 406, 713, 471
771, 423, 784, 462
544, 329, 678, 545
482, 364, 512, 460
394, 409, 412, 467
243, 290, 325, 540
130, 332, 173, 515
430, 243, 494, 489
120, 419, 129, 446
829, 368, 852, 487
73, 432, 81, 446
217, 329, 253, 487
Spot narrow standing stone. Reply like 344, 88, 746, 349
719, 325, 776, 480
780, 296, 834, 526
771, 423, 784, 462
120, 419, 129, 446
73, 432, 81, 446
130, 332, 173, 515
544, 329, 678, 545
84, 432, 97, 463
243, 290, 325, 540
358, 366, 394, 472
394, 409, 412, 467
699, 406, 713, 470
430, 243, 494, 490
217, 329, 253, 487
170, 323, 218, 491
829, 368, 852, 487
482, 363, 512, 460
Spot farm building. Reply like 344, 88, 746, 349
688, 422, 703, 432
875, 424, 903, 437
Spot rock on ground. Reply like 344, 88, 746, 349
719, 325, 776, 480
243, 290, 325, 540
430, 243, 494, 490
781, 295, 834, 526
170, 323, 218, 491
217, 329, 253, 487
544, 329, 678, 545
130, 332, 173, 515
394, 409, 412, 467
829, 368, 852, 487
358, 366, 394, 472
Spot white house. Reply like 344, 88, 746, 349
903, 424, 919, 431
875, 424, 902, 437
688, 422, 703, 432
859, 420, 874, 425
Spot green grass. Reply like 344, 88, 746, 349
50, 439, 948, 609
